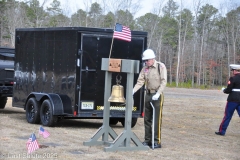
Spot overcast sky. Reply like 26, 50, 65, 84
38, 0, 240, 18
135, 0, 223, 17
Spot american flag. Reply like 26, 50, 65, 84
39, 126, 50, 138
113, 23, 131, 42
26, 133, 39, 154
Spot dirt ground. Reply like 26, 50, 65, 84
0, 87, 239, 160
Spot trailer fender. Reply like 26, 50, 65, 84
26, 92, 71, 115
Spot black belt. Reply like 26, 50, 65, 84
146, 89, 157, 94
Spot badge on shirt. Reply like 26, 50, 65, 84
144, 68, 149, 73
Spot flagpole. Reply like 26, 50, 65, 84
109, 24, 115, 59
109, 36, 114, 59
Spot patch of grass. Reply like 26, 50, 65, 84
167, 81, 225, 90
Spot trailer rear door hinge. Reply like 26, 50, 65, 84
78, 49, 83, 55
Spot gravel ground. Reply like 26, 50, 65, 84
0, 87, 239, 160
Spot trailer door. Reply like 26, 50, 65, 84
77, 33, 112, 114
77, 31, 146, 118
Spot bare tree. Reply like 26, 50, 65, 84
176, 0, 182, 86
5, 1, 27, 47
176, 8, 193, 84
191, 0, 202, 87
228, 4, 240, 64
0, 0, 7, 46
103, 0, 140, 26
148, 0, 165, 48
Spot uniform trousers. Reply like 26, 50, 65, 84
144, 93, 164, 144
218, 101, 240, 134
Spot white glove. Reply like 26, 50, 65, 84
152, 93, 160, 100
221, 87, 225, 91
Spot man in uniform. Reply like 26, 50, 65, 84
215, 64, 240, 136
133, 49, 167, 148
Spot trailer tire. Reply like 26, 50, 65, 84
120, 118, 138, 128
26, 98, 40, 124
0, 97, 7, 109
109, 118, 119, 125
40, 99, 57, 127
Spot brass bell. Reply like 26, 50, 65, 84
108, 75, 126, 103
108, 84, 126, 103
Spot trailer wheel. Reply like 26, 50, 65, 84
120, 118, 138, 128
26, 98, 40, 124
0, 97, 7, 109
40, 99, 57, 127
109, 118, 119, 125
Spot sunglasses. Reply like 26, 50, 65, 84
143, 59, 153, 62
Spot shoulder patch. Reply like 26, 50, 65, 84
156, 62, 166, 74
160, 63, 165, 68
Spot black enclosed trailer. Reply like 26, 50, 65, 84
0, 47, 15, 109
13, 27, 147, 127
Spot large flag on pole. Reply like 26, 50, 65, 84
113, 23, 131, 42
26, 133, 39, 154
39, 126, 50, 138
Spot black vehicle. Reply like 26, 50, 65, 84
0, 47, 14, 109
13, 27, 147, 127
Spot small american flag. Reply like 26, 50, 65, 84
26, 133, 39, 154
113, 23, 131, 42
39, 126, 50, 138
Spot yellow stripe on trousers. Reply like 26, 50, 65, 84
158, 94, 164, 144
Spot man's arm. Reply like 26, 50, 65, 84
157, 63, 167, 94
133, 68, 145, 94
223, 77, 234, 94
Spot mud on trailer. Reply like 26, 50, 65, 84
13, 27, 147, 127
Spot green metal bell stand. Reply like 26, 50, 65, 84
83, 58, 149, 152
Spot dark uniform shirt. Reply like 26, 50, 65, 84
223, 74, 240, 102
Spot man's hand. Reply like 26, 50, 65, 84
221, 87, 225, 91
152, 93, 160, 100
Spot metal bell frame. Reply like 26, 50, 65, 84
83, 58, 149, 152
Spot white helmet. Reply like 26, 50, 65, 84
142, 49, 155, 60
230, 64, 240, 71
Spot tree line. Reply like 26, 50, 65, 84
0, 0, 239, 87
